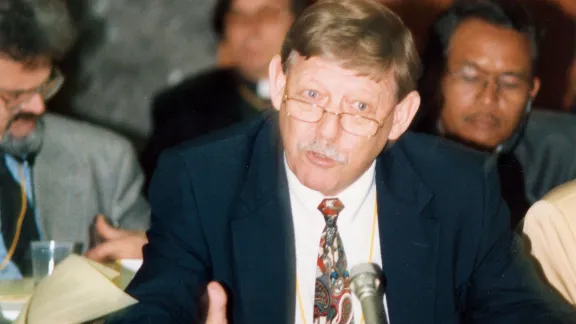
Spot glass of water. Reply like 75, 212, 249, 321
30, 241, 74, 283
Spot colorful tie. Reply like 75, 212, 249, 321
313, 198, 354, 324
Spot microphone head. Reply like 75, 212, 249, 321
350, 263, 379, 278
350, 263, 383, 300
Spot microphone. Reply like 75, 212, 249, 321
350, 263, 388, 324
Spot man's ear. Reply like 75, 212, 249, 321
388, 90, 421, 140
268, 55, 287, 111
529, 76, 541, 100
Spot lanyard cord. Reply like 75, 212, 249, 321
0, 163, 27, 270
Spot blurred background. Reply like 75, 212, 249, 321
45, 0, 574, 150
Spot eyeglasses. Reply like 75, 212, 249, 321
0, 67, 65, 113
282, 94, 385, 137
446, 67, 532, 103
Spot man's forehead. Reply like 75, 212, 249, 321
288, 55, 395, 98
231, 0, 290, 11
447, 19, 533, 73
0, 57, 52, 90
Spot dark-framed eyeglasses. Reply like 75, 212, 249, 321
0, 67, 65, 112
282, 94, 385, 137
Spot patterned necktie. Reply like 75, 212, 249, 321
313, 198, 354, 324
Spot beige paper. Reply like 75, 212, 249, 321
15, 255, 137, 324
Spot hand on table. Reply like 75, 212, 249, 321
85, 214, 148, 262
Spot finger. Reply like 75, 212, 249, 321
95, 214, 127, 240
206, 282, 228, 324
86, 234, 147, 262
85, 240, 123, 262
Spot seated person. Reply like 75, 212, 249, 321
523, 179, 576, 305
0, 0, 150, 278
412, 0, 576, 228
110, 0, 576, 322
140, 0, 308, 186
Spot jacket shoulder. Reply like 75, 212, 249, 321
168, 112, 271, 163
396, 132, 492, 197
399, 132, 488, 170
153, 69, 236, 107
43, 113, 135, 154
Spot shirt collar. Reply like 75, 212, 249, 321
284, 153, 376, 224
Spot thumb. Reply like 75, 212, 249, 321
85, 240, 121, 262
95, 214, 125, 240
206, 281, 228, 324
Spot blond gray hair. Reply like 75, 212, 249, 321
280, 0, 421, 101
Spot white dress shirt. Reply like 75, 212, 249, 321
285, 157, 390, 323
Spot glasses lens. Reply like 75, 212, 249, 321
341, 114, 378, 137
40, 69, 65, 100
287, 99, 322, 122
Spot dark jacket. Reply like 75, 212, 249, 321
115, 113, 576, 323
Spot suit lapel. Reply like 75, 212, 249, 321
376, 142, 440, 324
230, 117, 296, 324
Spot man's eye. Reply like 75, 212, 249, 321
305, 90, 318, 99
498, 77, 523, 89
0, 92, 16, 102
354, 102, 369, 111
459, 72, 479, 82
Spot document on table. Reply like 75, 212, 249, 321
15, 255, 137, 324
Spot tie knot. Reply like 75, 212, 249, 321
318, 198, 344, 225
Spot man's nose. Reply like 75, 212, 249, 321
18, 93, 46, 115
476, 77, 499, 107
316, 110, 341, 141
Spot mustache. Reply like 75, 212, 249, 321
463, 113, 500, 127
5, 112, 40, 129
298, 140, 348, 164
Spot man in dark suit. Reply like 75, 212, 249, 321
140, 0, 309, 186
412, 0, 576, 229
112, 0, 576, 323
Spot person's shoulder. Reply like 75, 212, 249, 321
525, 109, 576, 140
154, 67, 236, 104
394, 132, 491, 195
542, 178, 576, 205
519, 109, 576, 159
164, 111, 275, 164
394, 133, 495, 225
43, 113, 134, 154
399, 131, 488, 170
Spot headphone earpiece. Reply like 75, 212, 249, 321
525, 98, 533, 114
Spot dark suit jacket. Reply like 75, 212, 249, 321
140, 68, 264, 188
114, 113, 576, 323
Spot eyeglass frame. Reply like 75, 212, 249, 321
445, 65, 533, 102
282, 93, 388, 138
0, 66, 65, 113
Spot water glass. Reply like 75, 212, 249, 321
30, 241, 74, 283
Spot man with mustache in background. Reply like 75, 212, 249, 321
0, 0, 150, 278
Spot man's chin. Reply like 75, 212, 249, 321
9, 119, 37, 139
238, 62, 270, 81
298, 172, 342, 196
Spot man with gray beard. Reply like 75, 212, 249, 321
0, 0, 150, 278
